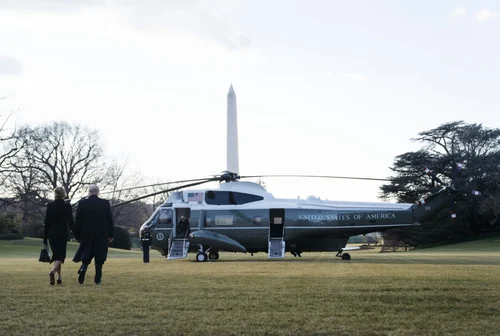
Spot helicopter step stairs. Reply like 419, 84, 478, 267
167, 239, 190, 260
268, 239, 285, 258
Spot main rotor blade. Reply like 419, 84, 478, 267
96, 173, 390, 197
110, 179, 215, 208
239, 174, 391, 182
98, 177, 215, 196
71, 179, 215, 210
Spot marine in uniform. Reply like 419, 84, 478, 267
140, 228, 152, 263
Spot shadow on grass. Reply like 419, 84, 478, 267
181, 255, 500, 266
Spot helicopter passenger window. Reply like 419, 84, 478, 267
215, 215, 233, 226
157, 209, 173, 225
253, 216, 262, 225
205, 191, 264, 205
189, 211, 199, 227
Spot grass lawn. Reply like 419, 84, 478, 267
1, 238, 500, 335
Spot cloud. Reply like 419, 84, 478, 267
475, 9, 500, 22
0, 0, 251, 51
0, 56, 23, 76
0, 0, 101, 11
116, 1, 251, 51
197, 8, 252, 50
451, 7, 466, 17
343, 73, 367, 81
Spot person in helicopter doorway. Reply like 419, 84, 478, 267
140, 228, 152, 263
177, 216, 191, 238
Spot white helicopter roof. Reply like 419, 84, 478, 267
175, 180, 412, 211
217, 181, 273, 198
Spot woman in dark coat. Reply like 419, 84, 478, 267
43, 186, 74, 285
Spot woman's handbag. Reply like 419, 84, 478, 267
39, 245, 51, 263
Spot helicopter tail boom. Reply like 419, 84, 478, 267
413, 187, 458, 223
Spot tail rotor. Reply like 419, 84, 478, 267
423, 162, 481, 220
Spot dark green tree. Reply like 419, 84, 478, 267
0, 214, 22, 240
109, 226, 132, 250
380, 121, 500, 247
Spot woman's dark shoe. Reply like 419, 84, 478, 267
57, 278, 62, 285
49, 271, 55, 286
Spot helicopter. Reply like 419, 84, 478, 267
97, 85, 476, 263
121, 164, 469, 262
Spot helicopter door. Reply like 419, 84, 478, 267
268, 209, 285, 259
174, 208, 191, 238
167, 208, 191, 260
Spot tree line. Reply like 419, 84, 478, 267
379, 121, 500, 249
2, 101, 500, 248
0, 107, 169, 242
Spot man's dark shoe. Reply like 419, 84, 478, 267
78, 266, 87, 284
95, 264, 102, 285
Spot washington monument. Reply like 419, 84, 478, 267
227, 84, 239, 174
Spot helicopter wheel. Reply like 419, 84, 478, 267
341, 253, 351, 261
196, 252, 208, 262
208, 251, 219, 260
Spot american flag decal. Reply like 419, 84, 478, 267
187, 192, 204, 202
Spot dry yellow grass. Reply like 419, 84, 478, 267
1, 239, 500, 336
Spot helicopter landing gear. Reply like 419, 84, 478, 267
195, 244, 209, 262
196, 252, 208, 262
196, 245, 219, 262
336, 250, 351, 261
289, 244, 301, 257
291, 250, 302, 257
208, 251, 219, 260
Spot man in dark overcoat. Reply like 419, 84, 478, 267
177, 216, 190, 238
73, 184, 114, 285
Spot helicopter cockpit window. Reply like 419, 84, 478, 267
157, 209, 173, 225
205, 191, 264, 205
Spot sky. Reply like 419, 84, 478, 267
1, 0, 499, 203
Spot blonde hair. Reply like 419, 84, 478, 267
54, 186, 66, 199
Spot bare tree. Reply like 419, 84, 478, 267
99, 156, 151, 230
25, 122, 105, 199
148, 179, 172, 210
0, 98, 23, 185
2, 122, 106, 236
4, 127, 48, 235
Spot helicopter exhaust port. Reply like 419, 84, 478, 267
290, 250, 302, 257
